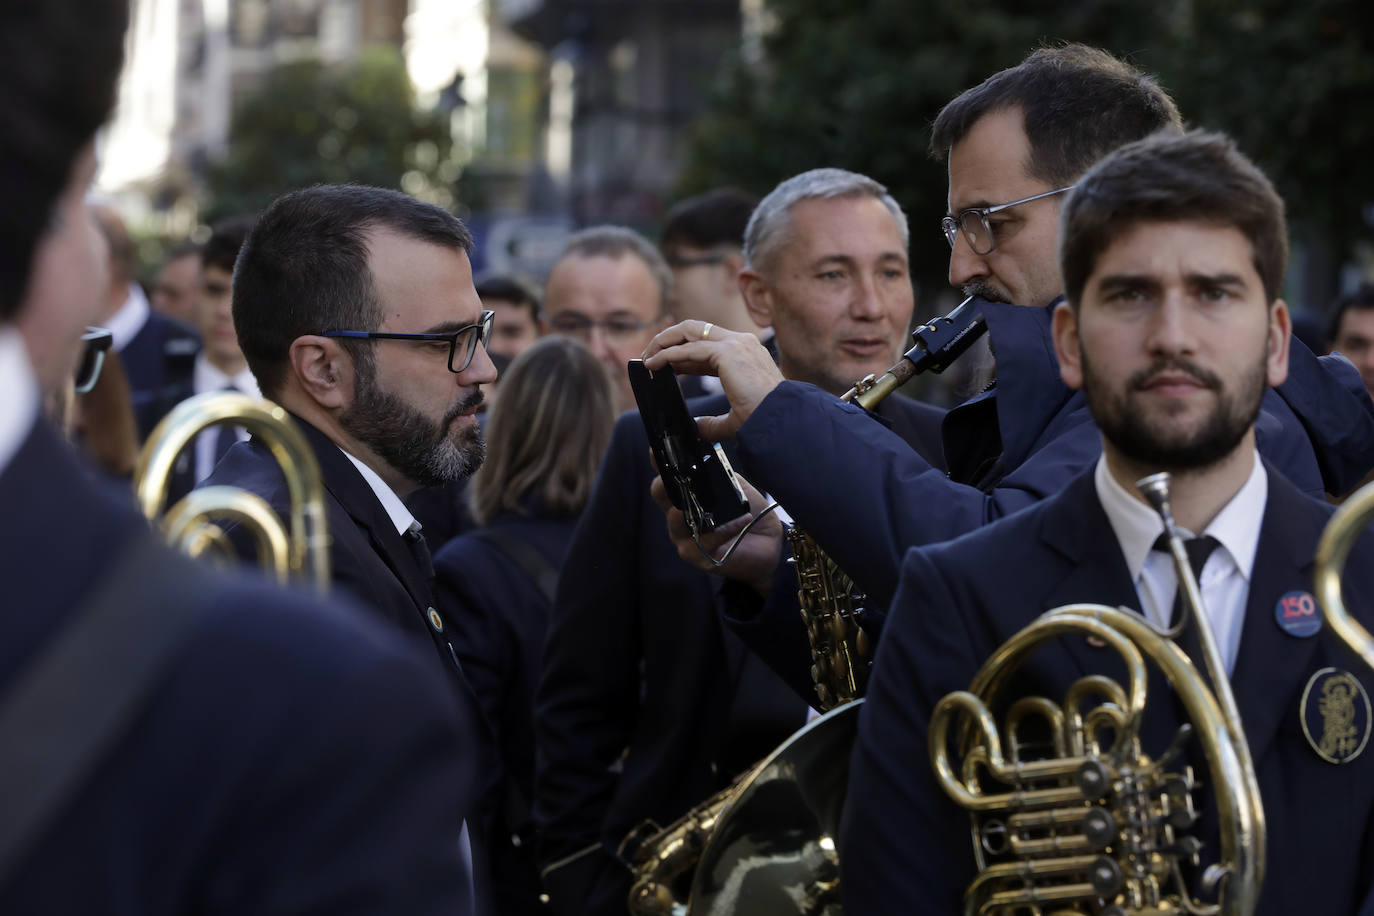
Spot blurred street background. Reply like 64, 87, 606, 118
97, 0, 1374, 329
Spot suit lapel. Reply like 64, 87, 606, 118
293, 417, 434, 612
1035, 470, 1142, 670
1228, 467, 1328, 765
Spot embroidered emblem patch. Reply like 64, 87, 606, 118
1300, 667, 1371, 764
1275, 590, 1322, 638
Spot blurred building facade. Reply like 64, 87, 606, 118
495, 0, 741, 228
95, 0, 748, 280
100, 0, 430, 226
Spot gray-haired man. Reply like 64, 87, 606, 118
533, 168, 944, 916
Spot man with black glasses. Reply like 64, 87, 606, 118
201, 184, 501, 910
207, 185, 497, 633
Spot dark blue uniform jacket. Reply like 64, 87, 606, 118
843, 463, 1374, 915
0, 417, 482, 915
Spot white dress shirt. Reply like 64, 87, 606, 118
339, 448, 418, 538
1094, 453, 1267, 675
105, 283, 151, 353
192, 355, 260, 482
0, 327, 40, 476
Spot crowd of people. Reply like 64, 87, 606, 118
5, 1, 1374, 914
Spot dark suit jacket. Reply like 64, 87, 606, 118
435, 509, 578, 916
533, 391, 946, 916
200, 415, 498, 909
0, 416, 482, 914
203, 417, 471, 688
843, 465, 1374, 915
119, 310, 199, 442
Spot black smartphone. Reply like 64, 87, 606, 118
628, 359, 749, 535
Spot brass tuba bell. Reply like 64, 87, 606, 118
132, 391, 330, 590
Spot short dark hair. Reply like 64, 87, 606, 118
0, 0, 129, 320
233, 185, 473, 398
1059, 130, 1288, 307
476, 274, 540, 320
201, 217, 255, 275
1328, 284, 1374, 346
660, 188, 758, 254
469, 335, 616, 524
931, 44, 1184, 188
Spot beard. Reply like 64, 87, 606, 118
1082, 348, 1267, 474
341, 378, 485, 488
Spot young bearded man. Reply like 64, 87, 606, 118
843, 130, 1374, 916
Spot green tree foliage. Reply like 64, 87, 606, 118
1157, 0, 1374, 306
681, 0, 1373, 307
206, 47, 454, 219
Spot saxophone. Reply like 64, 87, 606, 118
788, 527, 869, 710
789, 296, 988, 711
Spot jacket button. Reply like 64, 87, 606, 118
427, 607, 444, 632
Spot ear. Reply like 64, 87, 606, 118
289, 335, 356, 410
1052, 300, 1084, 391
739, 268, 776, 330
1267, 298, 1292, 387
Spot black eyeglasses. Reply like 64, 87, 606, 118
322, 310, 495, 373
74, 326, 113, 393
941, 186, 1075, 255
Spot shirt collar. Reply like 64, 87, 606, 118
193, 352, 259, 397
0, 327, 39, 475
1095, 450, 1267, 582
106, 283, 150, 352
339, 447, 417, 537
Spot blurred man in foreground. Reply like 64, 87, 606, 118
0, 1, 484, 914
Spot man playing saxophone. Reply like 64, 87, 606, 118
844, 130, 1374, 915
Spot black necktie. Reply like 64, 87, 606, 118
403, 526, 435, 586
1152, 534, 1222, 628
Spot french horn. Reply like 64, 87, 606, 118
133, 391, 330, 590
